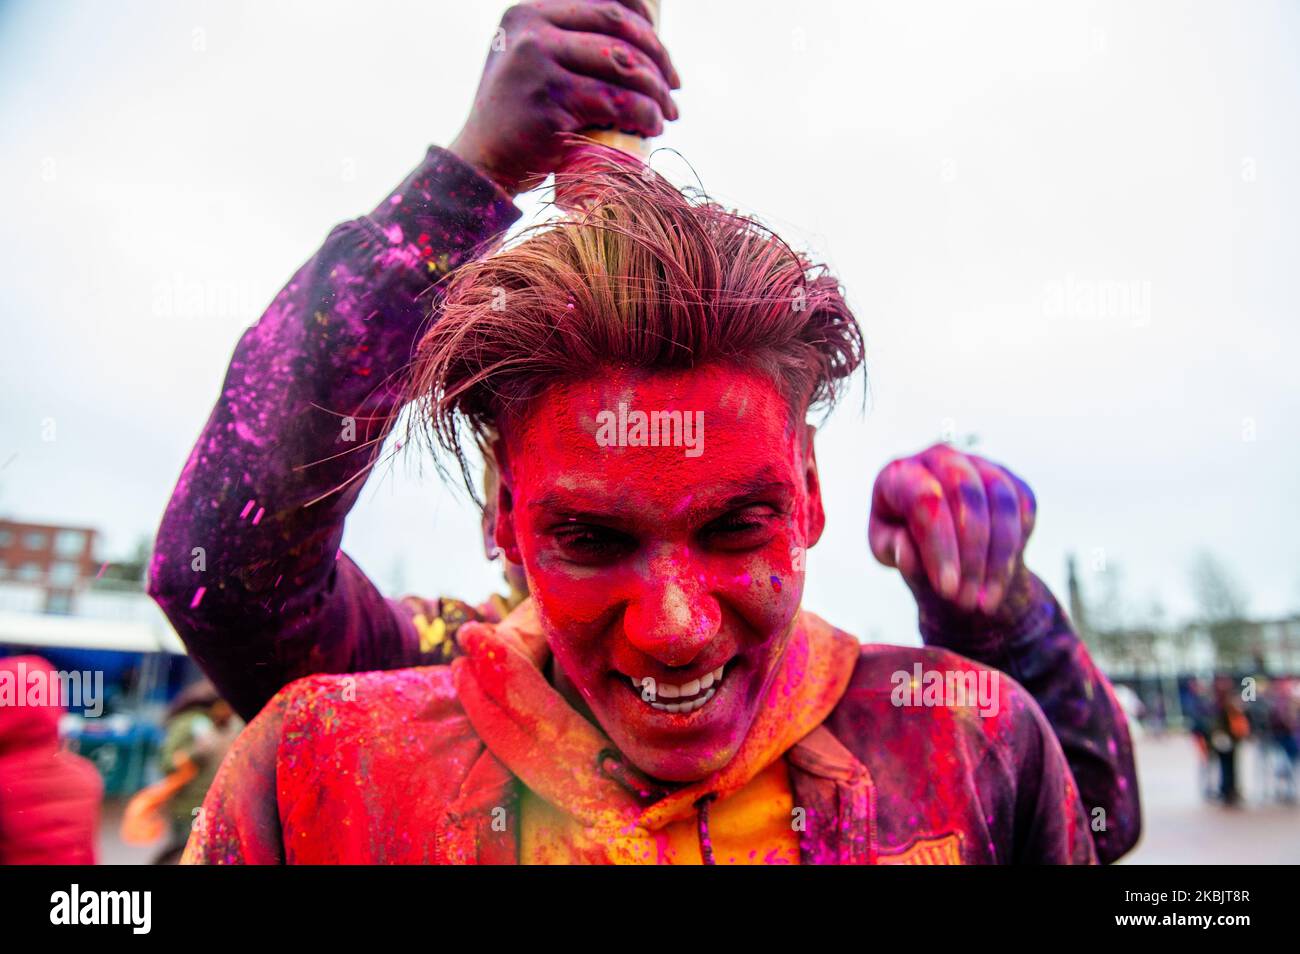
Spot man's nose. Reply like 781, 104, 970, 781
622, 557, 721, 669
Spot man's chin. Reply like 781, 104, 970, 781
608, 732, 743, 785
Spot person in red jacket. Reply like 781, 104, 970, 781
0, 656, 103, 865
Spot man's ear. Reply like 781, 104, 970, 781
491, 441, 524, 565
802, 424, 826, 550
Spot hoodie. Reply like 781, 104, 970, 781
0, 656, 103, 865
183, 601, 1094, 864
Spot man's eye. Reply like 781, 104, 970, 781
552, 525, 634, 563
703, 508, 780, 549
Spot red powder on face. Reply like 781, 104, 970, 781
494, 363, 824, 782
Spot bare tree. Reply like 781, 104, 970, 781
1188, 551, 1252, 669
1085, 563, 1147, 674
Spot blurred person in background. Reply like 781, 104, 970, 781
156, 680, 241, 863
122, 679, 242, 864
0, 655, 103, 864
1183, 677, 1217, 800
1210, 675, 1249, 807
1263, 677, 1298, 803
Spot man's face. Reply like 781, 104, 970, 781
495, 364, 825, 782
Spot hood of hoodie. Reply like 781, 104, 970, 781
0, 655, 64, 753
450, 599, 860, 860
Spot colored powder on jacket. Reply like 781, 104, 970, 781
184, 602, 1095, 864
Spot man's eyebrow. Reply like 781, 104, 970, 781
528, 475, 795, 520
716, 478, 795, 510
527, 492, 623, 521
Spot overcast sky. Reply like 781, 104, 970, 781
1, 0, 1296, 645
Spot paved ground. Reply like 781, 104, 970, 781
1121, 732, 1300, 864
96, 732, 1299, 864
98, 798, 170, 865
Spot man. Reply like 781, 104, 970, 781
150, 1, 1138, 863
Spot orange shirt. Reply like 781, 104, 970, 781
521, 756, 800, 865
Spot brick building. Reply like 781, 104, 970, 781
0, 519, 99, 614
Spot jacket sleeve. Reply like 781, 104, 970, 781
148, 146, 521, 722
917, 572, 1141, 863
1003, 678, 1098, 865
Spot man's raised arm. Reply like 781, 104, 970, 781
868, 443, 1141, 863
147, 148, 521, 720
148, 0, 680, 721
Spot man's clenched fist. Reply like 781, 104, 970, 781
869, 444, 1037, 617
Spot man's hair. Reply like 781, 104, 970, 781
407, 142, 865, 500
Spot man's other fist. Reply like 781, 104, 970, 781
869, 444, 1037, 617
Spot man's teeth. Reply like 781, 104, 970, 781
653, 688, 715, 714
633, 666, 725, 714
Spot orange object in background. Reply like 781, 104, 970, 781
119, 757, 198, 844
